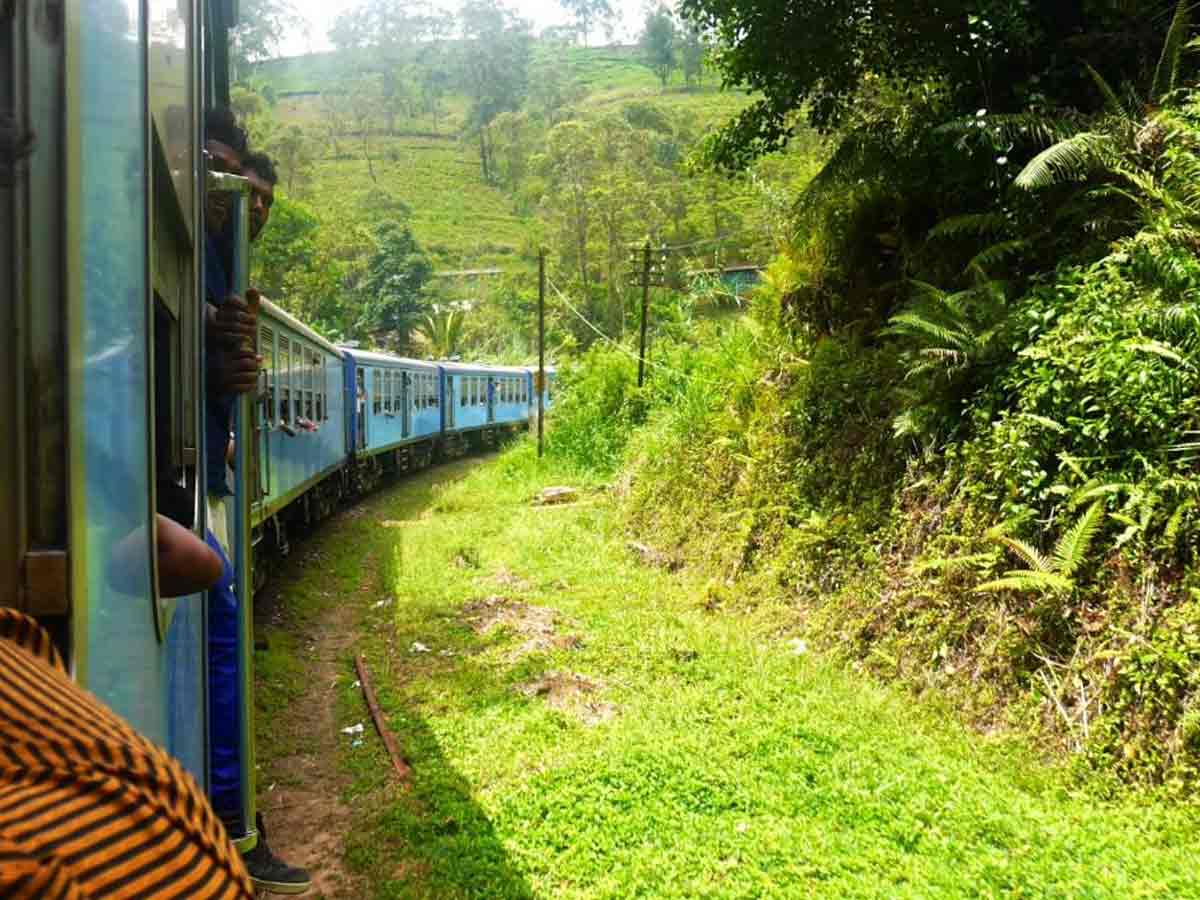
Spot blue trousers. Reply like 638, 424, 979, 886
206, 530, 244, 835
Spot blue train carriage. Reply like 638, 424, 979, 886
342, 348, 444, 490
1, 0, 241, 793
253, 299, 347, 557
440, 362, 533, 455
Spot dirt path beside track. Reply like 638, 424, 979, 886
252, 458, 485, 899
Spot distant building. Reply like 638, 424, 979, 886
688, 264, 764, 300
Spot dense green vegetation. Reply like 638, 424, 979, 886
246, 0, 1200, 804
259, 455, 1199, 899
239, 3, 813, 357
531, 1, 1200, 793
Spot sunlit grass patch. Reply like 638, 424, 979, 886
330, 443, 1200, 899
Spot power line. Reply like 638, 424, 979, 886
544, 274, 721, 388
624, 230, 763, 253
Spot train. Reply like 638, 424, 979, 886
253, 299, 555, 581
1, 0, 553, 860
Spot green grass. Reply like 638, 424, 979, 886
306, 442, 1200, 899
300, 136, 533, 273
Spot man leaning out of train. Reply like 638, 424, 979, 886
202, 110, 312, 895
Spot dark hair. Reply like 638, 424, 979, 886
204, 106, 248, 155
241, 151, 278, 186
0, 114, 36, 187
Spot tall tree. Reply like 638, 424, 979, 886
678, 0, 1185, 168
457, 0, 533, 182
639, 6, 677, 90
680, 21, 707, 90
347, 75, 382, 182
329, 0, 443, 134
357, 220, 434, 348
230, 0, 303, 79
317, 90, 349, 159
557, 0, 614, 47
267, 125, 315, 195
537, 120, 599, 296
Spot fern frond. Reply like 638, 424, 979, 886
983, 518, 1019, 542
886, 312, 966, 347
1001, 537, 1053, 573
1153, 0, 1191, 99
969, 239, 1032, 271
1053, 501, 1104, 578
1015, 133, 1114, 191
975, 571, 1074, 594
934, 113, 1078, 150
913, 552, 996, 575
1017, 413, 1066, 433
929, 213, 1008, 241
1069, 481, 1129, 509
904, 279, 948, 303
1127, 338, 1192, 368
1164, 498, 1196, 546
1085, 62, 1129, 119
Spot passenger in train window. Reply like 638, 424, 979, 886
202, 121, 312, 894
241, 151, 276, 242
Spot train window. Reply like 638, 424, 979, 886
372, 369, 381, 415
431, 375, 439, 408
315, 352, 324, 422
460, 376, 467, 407
261, 327, 275, 430
279, 339, 290, 424
305, 347, 315, 421
383, 371, 391, 413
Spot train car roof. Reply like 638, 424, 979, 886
437, 361, 541, 375
261, 297, 343, 357
338, 347, 441, 370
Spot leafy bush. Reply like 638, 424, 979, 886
545, 344, 644, 472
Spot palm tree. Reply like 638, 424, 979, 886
413, 308, 465, 359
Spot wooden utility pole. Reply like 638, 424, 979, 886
638, 241, 651, 388
537, 249, 545, 459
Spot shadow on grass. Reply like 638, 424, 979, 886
346, 707, 537, 900
256, 456, 535, 900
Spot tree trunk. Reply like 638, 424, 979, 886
363, 130, 377, 183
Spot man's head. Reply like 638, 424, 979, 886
203, 107, 247, 236
240, 151, 277, 242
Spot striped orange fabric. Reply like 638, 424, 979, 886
0, 609, 254, 899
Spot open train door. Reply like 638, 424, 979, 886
402, 370, 411, 439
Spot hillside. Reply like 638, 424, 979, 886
252, 44, 769, 277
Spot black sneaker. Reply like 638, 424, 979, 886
243, 813, 312, 895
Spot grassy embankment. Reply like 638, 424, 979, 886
257, 444, 1198, 899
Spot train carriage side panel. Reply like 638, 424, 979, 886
256, 300, 345, 524
340, 349, 441, 455
489, 366, 531, 427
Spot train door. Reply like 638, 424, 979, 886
487, 376, 496, 423
355, 368, 366, 450
446, 374, 456, 429
257, 326, 275, 505
401, 371, 411, 438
